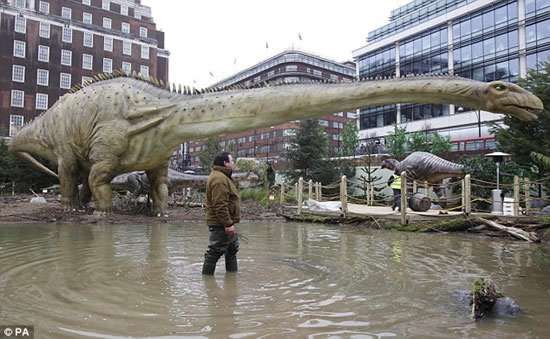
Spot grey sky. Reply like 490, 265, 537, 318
141, 0, 411, 87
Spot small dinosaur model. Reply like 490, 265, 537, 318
381, 151, 465, 183
9, 72, 543, 216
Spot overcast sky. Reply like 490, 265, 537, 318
140, 0, 411, 88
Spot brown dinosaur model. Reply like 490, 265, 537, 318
8, 72, 543, 216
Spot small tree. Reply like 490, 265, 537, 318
284, 119, 338, 184
430, 133, 453, 155
198, 136, 222, 169
386, 124, 407, 159
407, 131, 430, 152
341, 120, 359, 156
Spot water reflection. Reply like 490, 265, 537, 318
0, 222, 548, 338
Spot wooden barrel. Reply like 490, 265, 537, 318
409, 193, 431, 212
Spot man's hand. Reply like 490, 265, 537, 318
225, 225, 237, 237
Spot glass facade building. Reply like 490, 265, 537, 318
353, 0, 550, 148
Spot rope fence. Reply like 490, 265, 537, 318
278, 172, 550, 224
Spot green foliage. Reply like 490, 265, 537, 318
495, 62, 550, 175
386, 125, 407, 159
531, 151, 550, 169
459, 155, 525, 209
235, 158, 256, 173
198, 136, 223, 169
240, 187, 269, 206
0, 140, 57, 193
407, 131, 430, 152
341, 121, 359, 156
406, 131, 452, 155
284, 119, 338, 185
429, 133, 453, 156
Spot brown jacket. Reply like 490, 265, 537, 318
206, 166, 241, 227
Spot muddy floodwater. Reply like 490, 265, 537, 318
0, 222, 549, 338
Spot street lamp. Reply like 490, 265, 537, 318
485, 151, 511, 214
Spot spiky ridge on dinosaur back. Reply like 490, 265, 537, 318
68, 69, 470, 97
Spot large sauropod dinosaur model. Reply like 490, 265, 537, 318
381, 151, 465, 183
9, 72, 543, 216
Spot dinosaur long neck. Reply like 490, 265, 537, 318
161, 77, 484, 150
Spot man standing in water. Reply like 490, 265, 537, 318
202, 152, 240, 275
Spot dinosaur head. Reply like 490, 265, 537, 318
479, 81, 543, 121
381, 158, 400, 172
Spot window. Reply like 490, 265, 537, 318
141, 45, 149, 59
318, 120, 329, 127
61, 49, 72, 66
60, 73, 72, 89
82, 54, 93, 70
14, 0, 25, 8
9, 115, 24, 137
62, 26, 72, 43
103, 58, 112, 73
38, 45, 50, 62
82, 0, 91, 5
104, 36, 113, 52
103, 17, 112, 29
140, 65, 149, 76
83, 12, 92, 24
37, 69, 49, 86
12, 65, 25, 83
36, 93, 48, 110
286, 65, 298, 72
82, 76, 92, 85
121, 5, 128, 15
39, 1, 50, 14
139, 27, 148, 38
11, 90, 24, 108
39, 22, 50, 38
13, 40, 25, 58
123, 40, 132, 55
102, 0, 110, 10
83, 31, 93, 47
15, 16, 26, 34
122, 61, 131, 74
121, 22, 130, 34
61, 7, 72, 19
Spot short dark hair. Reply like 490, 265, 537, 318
213, 152, 231, 166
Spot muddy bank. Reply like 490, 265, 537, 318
0, 194, 283, 225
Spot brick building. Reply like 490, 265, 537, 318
185, 50, 357, 169
0, 0, 169, 137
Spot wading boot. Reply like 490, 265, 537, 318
202, 257, 218, 275
225, 255, 238, 273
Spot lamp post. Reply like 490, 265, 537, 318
485, 151, 511, 214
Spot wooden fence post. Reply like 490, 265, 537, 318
297, 177, 303, 215
318, 182, 322, 201
465, 174, 471, 216
295, 182, 298, 202
308, 179, 313, 200
413, 180, 417, 193
513, 176, 520, 217
340, 176, 348, 217
370, 183, 374, 206
524, 178, 530, 215
280, 182, 285, 205
314, 182, 319, 201
400, 171, 407, 225
461, 179, 465, 213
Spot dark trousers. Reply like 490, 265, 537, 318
203, 224, 239, 275
392, 189, 401, 211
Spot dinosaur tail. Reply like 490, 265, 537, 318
16, 152, 58, 179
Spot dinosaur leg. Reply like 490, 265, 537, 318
58, 157, 80, 211
146, 165, 169, 217
79, 177, 92, 208
89, 161, 116, 215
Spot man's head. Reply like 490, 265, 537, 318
213, 152, 234, 170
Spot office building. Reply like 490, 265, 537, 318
353, 0, 549, 153
0, 0, 169, 137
